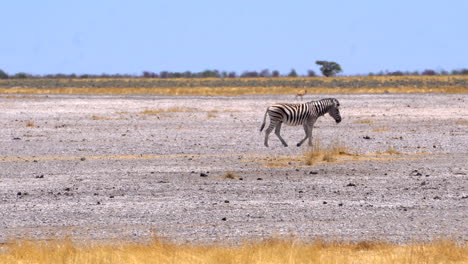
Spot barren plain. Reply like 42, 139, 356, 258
0, 93, 467, 244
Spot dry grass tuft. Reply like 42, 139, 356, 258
140, 107, 193, 116
207, 113, 217, 118
353, 119, 372, 124
377, 147, 402, 155
304, 139, 353, 165
222, 172, 238, 179
372, 126, 389, 132
25, 121, 36, 127
0, 238, 466, 264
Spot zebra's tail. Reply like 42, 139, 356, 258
260, 108, 269, 132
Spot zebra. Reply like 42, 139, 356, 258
260, 98, 342, 147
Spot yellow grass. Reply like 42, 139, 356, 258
304, 140, 353, 165
222, 172, 238, 179
140, 107, 192, 115
0, 238, 466, 264
353, 119, 372, 124
377, 147, 402, 155
1, 76, 467, 95
455, 120, 468, 125
2, 85, 466, 95
372, 127, 390, 132
25, 121, 36, 127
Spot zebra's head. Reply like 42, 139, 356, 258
328, 98, 342, 123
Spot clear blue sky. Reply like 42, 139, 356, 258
1, 0, 467, 76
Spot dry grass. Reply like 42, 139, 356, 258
222, 172, 238, 179
372, 127, 390, 132
140, 107, 193, 116
207, 113, 217, 118
455, 120, 468, 125
0, 238, 466, 264
304, 139, 353, 165
25, 121, 36, 127
1, 76, 467, 95
353, 119, 372, 124
377, 147, 402, 155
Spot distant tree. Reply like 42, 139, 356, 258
228, 71, 237, 78
271, 70, 280, 77
452, 68, 468, 75
422, 69, 437, 76
315, 61, 342, 77
307, 70, 317, 77
0, 69, 8, 79
288, 69, 298, 77
440, 70, 449, 75
387, 71, 404, 76
200, 70, 220, 78
183, 71, 192, 78
240, 71, 259, 77
143, 71, 158, 78
13, 72, 30, 79
159, 71, 169, 78
259, 69, 271, 77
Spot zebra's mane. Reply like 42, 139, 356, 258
306, 98, 338, 116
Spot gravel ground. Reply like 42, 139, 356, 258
0, 93, 467, 244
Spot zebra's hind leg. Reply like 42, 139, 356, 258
297, 124, 310, 147
264, 122, 275, 147
274, 122, 288, 147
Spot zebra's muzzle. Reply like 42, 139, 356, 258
336, 118, 342, 123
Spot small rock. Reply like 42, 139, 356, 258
224, 200, 230, 203
338, 202, 343, 206
80, 157, 86, 161
239, 177, 243, 181
346, 183, 356, 187
363, 136, 371, 140
200, 173, 208, 177
433, 196, 441, 200
257, 178, 263, 181
221, 217, 227, 221
309, 171, 318, 175
410, 170, 422, 176
64, 187, 71, 191
295, 169, 299, 172
109, 195, 115, 198
17, 192, 22, 196
13, 137, 21, 140
323, 201, 327, 204
35, 175, 44, 179
461, 195, 468, 199
298, 190, 304, 193
420, 181, 426, 186
97, 201, 101, 205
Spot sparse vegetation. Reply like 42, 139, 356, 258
377, 147, 402, 155
25, 121, 36, 127
0, 238, 465, 264
1, 75, 466, 95
304, 139, 351, 165
222, 172, 238, 179
353, 119, 372, 124
140, 107, 192, 116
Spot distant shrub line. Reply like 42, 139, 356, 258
0, 68, 467, 80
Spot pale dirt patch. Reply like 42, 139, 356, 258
0, 93, 467, 244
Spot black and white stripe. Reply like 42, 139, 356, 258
260, 98, 342, 147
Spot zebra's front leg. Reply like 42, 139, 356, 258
297, 124, 310, 147
307, 124, 314, 146
274, 122, 288, 147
